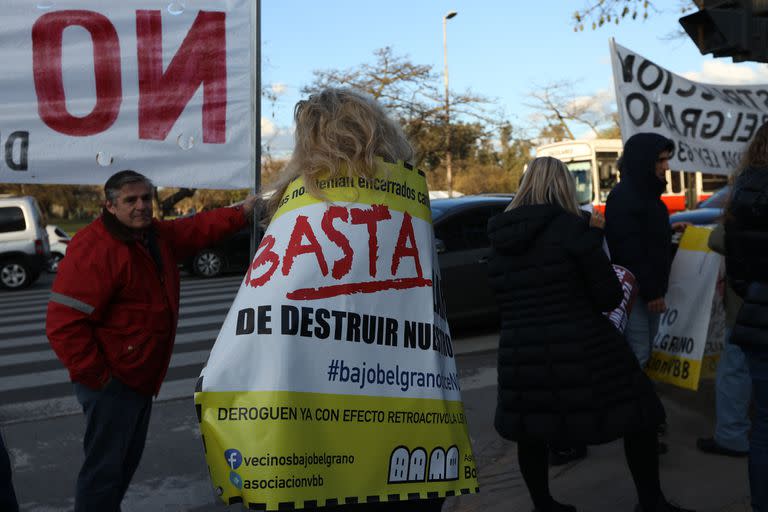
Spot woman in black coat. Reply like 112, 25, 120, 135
487, 156, 692, 512
724, 121, 768, 512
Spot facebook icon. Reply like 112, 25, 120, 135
224, 448, 242, 470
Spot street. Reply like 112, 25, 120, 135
0, 273, 502, 511
0, 273, 752, 511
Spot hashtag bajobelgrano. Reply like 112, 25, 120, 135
327, 359, 460, 392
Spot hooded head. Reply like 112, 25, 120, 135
619, 133, 674, 197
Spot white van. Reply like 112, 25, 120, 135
0, 196, 50, 289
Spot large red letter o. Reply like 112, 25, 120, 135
33, 10, 121, 136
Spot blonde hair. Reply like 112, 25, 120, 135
735, 121, 768, 178
508, 156, 581, 216
266, 88, 413, 218
725, 121, 768, 219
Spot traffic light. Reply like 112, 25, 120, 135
680, 0, 768, 62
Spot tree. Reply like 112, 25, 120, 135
499, 123, 534, 188
0, 184, 102, 219
302, 47, 499, 171
572, 1, 696, 31
303, 47, 536, 194
596, 113, 622, 138
526, 81, 618, 142
158, 188, 196, 218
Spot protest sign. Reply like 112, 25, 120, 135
701, 261, 727, 379
606, 265, 637, 334
194, 159, 478, 509
0, 1, 252, 188
646, 227, 724, 390
610, 39, 768, 176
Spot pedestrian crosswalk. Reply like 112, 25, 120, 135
0, 274, 244, 425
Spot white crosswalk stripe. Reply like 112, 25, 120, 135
0, 275, 242, 425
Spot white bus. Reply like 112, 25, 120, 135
535, 139, 728, 213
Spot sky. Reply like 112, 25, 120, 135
260, 0, 768, 155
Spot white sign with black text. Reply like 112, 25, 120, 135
610, 39, 768, 176
0, 1, 253, 189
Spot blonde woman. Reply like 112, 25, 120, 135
486, 157, 692, 512
265, 88, 444, 512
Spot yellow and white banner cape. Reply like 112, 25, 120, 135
194, 159, 478, 509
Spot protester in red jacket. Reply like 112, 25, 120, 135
46, 169, 259, 512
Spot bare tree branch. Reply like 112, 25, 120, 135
572, 0, 695, 31
302, 47, 506, 170
526, 81, 617, 141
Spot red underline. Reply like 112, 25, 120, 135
286, 277, 433, 300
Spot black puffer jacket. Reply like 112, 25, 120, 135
605, 133, 674, 301
726, 166, 768, 348
488, 205, 665, 444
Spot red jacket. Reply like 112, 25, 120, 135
46, 207, 247, 395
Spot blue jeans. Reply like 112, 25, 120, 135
74, 378, 153, 512
715, 330, 752, 452
625, 297, 660, 368
745, 348, 768, 512
0, 429, 19, 512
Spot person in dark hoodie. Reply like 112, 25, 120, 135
605, 133, 687, 370
487, 156, 693, 512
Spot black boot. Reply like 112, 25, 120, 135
635, 500, 695, 511
533, 500, 577, 512
548, 445, 587, 466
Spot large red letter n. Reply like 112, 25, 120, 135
137, 10, 227, 144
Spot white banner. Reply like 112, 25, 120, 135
610, 39, 768, 176
646, 227, 723, 390
194, 160, 478, 509
0, 1, 252, 189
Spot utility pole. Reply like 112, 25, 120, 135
443, 11, 457, 197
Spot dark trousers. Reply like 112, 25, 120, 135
74, 378, 152, 512
0, 430, 19, 512
745, 348, 768, 512
518, 429, 662, 511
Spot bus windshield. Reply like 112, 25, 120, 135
566, 161, 593, 205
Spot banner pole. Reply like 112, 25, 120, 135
608, 38, 626, 143
250, 0, 262, 260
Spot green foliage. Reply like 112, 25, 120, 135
173, 188, 250, 215
0, 184, 102, 219
49, 218, 93, 236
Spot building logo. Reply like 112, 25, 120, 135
388, 445, 460, 483
224, 448, 243, 470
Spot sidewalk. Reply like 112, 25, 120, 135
445, 351, 752, 512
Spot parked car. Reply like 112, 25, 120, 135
668, 185, 729, 247
0, 195, 50, 290
184, 226, 261, 278
46, 224, 71, 272
669, 185, 729, 227
432, 194, 514, 323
